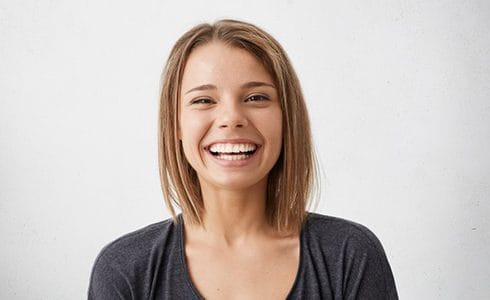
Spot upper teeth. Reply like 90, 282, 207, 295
209, 143, 257, 153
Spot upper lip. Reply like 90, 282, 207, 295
204, 139, 261, 150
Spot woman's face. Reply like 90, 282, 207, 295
179, 42, 282, 192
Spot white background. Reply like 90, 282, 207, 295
1, 0, 489, 299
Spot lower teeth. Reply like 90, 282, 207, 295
216, 154, 250, 160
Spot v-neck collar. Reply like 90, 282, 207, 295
176, 213, 307, 299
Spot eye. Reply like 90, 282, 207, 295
245, 94, 270, 102
191, 98, 214, 105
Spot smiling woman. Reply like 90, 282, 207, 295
179, 42, 283, 206
88, 19, 398, 299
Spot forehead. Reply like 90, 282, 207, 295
180, 42, 274, 92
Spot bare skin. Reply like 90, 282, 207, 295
179, 43, 300, 299
183, 180, 300, 299
184, 223, 299, 300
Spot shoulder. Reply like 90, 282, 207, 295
304, 212, 386, 251
94, 218, 176, 266
300, 212, 398, 299
88, 218, 179, 299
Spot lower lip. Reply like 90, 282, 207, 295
206, 147, 261, 167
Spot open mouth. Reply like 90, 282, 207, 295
206, 143, 259, 161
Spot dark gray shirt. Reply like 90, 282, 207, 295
88, 213, 398, 299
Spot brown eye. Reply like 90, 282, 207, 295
191, 98, 213, 105
246, 94, 269, 102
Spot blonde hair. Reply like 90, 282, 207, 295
158, 19, 317, 233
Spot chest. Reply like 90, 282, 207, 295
184, 241, 299, 300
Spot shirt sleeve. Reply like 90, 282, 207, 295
88, 254, 134, 300
341, 226, 398, 300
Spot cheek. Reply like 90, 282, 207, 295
273, 117, 283, 154
265, 109, 283, 141
255, 108, 283, 153
180, 113, 207, 158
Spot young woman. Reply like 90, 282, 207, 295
89, 19, 398, 299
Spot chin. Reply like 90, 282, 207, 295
202, 173, 268, 192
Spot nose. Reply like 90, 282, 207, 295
217, 100, 248, 129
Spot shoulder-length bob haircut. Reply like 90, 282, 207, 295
159, 19, 317, 233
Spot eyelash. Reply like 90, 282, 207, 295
190, 94, 270, 105
191, 98, 214, 105
245, 94, 270, 102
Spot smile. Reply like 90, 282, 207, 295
206, 143, 259, 161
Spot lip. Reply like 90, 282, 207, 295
203, 138, 262, 167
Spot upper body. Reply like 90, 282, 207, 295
89, 19, 398, 300
88, 213, 398, 299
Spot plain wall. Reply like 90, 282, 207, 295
1, 0, 489, 299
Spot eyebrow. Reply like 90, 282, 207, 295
184, 84, 217, 95
241, 81, 276, 89
184, 81, 276, 95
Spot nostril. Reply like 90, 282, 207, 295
217, 115, 248, 129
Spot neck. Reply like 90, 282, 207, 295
184, 178, 274, 247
